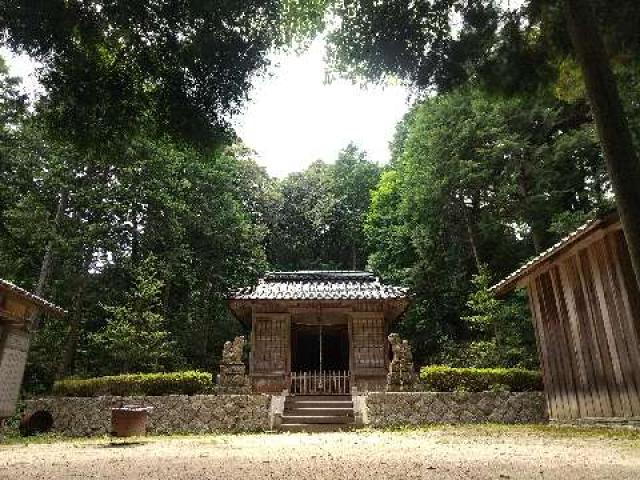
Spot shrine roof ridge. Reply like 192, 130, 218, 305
264, 270, 376, 282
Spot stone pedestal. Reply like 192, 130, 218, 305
219, 363, 248, 388
386, 333, 416, 392
218, 336, 249, 392
386, 363, 416, 392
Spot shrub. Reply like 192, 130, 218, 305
419, 365, 543, 392
52, 371, 213, 397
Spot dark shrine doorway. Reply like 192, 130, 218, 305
291, 324, 349, 372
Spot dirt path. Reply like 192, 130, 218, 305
1, 426, 639, 479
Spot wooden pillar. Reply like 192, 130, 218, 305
348, 314, 354, 387
349, 311, 386, 392
249, 308, 256, 377
0, 325, 31, 418
318, 324, 323, 373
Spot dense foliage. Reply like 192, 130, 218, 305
53, 371, 213, 397
419, 366, 543, 392
365, 85, 617, 367
266, 144, 380, 270
0, 50, 381, 391
2, 1, 640, 395
0, 0, 294, 147
326, 0, 640, 368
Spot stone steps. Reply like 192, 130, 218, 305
279, 423, 356, 433
280, 423, 356, 433
280, 395, 355, 432
281, 414, 353, 424
288, 395, 352, 401
284, 407, 353, 416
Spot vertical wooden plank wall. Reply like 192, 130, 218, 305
529, 228, 640, 421
350, 314, 386, 372
251, 313, 290, 373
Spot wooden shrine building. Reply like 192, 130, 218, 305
492, 213, 640, 422
0, 279, 65, 419
229, 271, 409, 394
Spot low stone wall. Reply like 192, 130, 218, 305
24, 394, 271, 437
366, 392, 547, 427
23, 392, 547, 436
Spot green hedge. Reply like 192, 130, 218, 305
52, 371, 213, 397
419, 366, 543, 392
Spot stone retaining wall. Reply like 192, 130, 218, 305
366, 392, 547, 427
23, 392, 547, 436
24, 394, 271, 437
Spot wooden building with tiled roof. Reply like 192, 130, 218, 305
0, 279, 66, 419
492, 213, 640, 423
229, 271, 409, 394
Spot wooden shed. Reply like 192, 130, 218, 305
0, 279, 65, 418
228, 271, 409, 394
492, 213, 640, 422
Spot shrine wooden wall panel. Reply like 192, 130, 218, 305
527, 228, 640, 421
250, 313, 290, 374
350, 314, 386, 374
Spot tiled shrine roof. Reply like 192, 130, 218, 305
230, 271, 409, 301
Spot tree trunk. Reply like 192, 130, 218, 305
466, 218, 482, 272
564, 0, 640, 288
516, 162, 545, 253
30, 189, 69, 330
462, 200, 482, 271
56, 271, 87, 379
351, 243, 357, 270
131, 204, 140, 267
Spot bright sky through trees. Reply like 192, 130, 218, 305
2, 38, 410, 178
2, 1, 524, 178
233, 38, 410, 177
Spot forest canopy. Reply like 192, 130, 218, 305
1, 0, 639, 391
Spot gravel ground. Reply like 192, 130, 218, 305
1, 426, 639, 479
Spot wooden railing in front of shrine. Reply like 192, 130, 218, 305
290, 370, 350, 395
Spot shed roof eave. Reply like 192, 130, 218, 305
490, 211, 620, 297
0, 279, 67, 318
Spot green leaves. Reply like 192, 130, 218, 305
365, 83, 613, 368
419, 365, 543, 392
90, 256, 180, 375
265, 145, 381, 270
326, 0, 501, 90
1, 0, 283, 146
326, 0, 640, 96
464, 268, 501, 334
53, 371, 213, 397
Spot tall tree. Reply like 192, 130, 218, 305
0, 0, 287, 147
90, 256, 180, 375
265, 147, 380, 271
327, 144, 381, 269
266, 160, 338, 270
325, 0, 640, 285
1, 120, 270, 385
366, 86, 610, 365
0, 55, 28, 246
562, 0, 640, 287
1, 1, 291, 382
